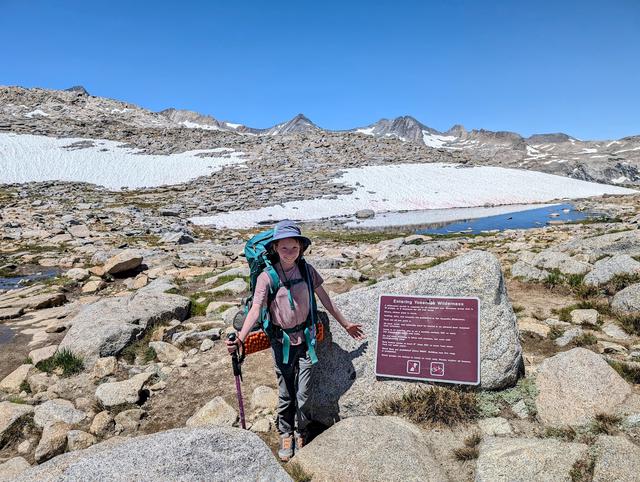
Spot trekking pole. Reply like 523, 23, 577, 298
227, 332, 247, 429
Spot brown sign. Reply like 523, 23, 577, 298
375, 294, 480, 385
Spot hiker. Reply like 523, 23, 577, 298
226, 220, 365, 461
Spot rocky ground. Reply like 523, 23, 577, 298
1, 176, 640, 480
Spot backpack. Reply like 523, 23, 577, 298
233, 228, 322, 364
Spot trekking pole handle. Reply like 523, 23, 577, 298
227, 332, 244, 377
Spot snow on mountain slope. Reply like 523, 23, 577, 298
190, 163, 636, 228
0, 133, 246, 190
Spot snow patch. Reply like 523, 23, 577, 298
190, 163, 636, 228
0, 133, 245, 190
24, 109, 49, 118
180, 121, 221, 131
421, 131, 455, 148
356, 127, 375, 135
612, 176, 628, 184
581, 148, 598, 153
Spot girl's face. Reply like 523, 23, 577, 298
275, 238, 301, 266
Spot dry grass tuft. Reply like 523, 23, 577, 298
285, 462, 313, 482
375, 386, 478, 426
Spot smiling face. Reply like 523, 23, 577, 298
274, 238, 302, 267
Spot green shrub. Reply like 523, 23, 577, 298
573, 333, 598, 347
36, 349, 84, 377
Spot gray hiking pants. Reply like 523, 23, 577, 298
271, 341, 313, 435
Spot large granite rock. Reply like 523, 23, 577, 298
58, 279, 190, 365
0, 402, 34, 447
291, 416, 449, 482
593, 435, 640, 482
583, 255, 640, 286
611, 283, 640, 314
476, 436, 588, 482
310, 251, 523, 425
15, 426, 291, 482
535, 348, 632, 426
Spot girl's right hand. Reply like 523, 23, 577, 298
225, 336, 241, 354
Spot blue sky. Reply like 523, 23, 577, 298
1, 0, 639, 139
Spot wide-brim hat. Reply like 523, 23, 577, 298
267, 220, 312, 252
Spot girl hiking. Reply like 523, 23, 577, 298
226, 220, 365, 461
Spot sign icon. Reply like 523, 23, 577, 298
407, 360, 421, 374
430, 362, 445, 377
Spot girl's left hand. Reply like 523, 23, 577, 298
344, 322, 366, 341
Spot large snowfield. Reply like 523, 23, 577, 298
0, 133, 246, 189
191, 163, 636, 228
0, 133, 636, 228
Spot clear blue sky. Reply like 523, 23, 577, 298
1, 0, 639, 139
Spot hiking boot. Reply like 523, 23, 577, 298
294, 431, 305, 451
278, 434, 294, 462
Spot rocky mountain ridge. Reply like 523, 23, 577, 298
1, 85, 640, 186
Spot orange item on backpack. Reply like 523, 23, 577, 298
244, 323, 325, 355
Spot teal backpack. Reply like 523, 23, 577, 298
234, 228, 320, 364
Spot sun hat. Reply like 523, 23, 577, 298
267, 220, 312, 251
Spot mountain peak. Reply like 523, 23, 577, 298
65, 85, 89, 95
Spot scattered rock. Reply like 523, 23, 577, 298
250, 418, 271, 433
148, 341, 183, 363
355, 209, 375, 219
114, 409, 144, 434
535, 348, 632, 426
251, 386, 278, 411
34, 399, 86, 429
200, 339, 214, 351
584, 255, 640, 286
28, 345, 57, 366
554, 327, 583, 347
94, 373, 152, 408
611, 283, 640, 314
476, 436, 588, 482
292, 416, 448, 482
102, 250, 143, 275
35, 421, 70, 463
186, 397, 237, 428
89, 411, 114, 437
570, 309, 598, 325
66, 430, 96, 452
0, 306, 25, 320
92, 357, 117, 379
208, 278, 247, 295
0, 402, 34, 447
510, 260, 549, 281
0, 364, 33, 394
65, 268, 90, 282
601, 323, 630, 340
81, 279, 106, 294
